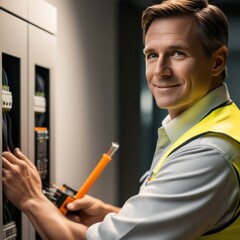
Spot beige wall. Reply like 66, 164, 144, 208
47, 0, 118, 204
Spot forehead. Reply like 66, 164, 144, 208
145, 15, 200, 48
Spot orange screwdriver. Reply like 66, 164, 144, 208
44, 142, 119, 215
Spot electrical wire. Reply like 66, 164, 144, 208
2, 68, 8, 86
35, 73, 46, 127
2, 113, 9, 152
6, 112, 15, 152
2, 114, 15, 224
36, 73, 45, 93
36, 113, 46, 127
2, 68, 15, 224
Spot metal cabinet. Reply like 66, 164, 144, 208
0, 0, 28, 20
0, 1, 56, 239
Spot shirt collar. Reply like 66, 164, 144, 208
161, 83, 231, 144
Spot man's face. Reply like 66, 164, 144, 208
144, 16, 218, 119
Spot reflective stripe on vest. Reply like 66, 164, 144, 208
151, 102, 240, 239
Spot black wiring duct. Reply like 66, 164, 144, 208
2, 68, 15, 224
35, 73, 46, 127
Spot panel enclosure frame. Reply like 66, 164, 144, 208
0, 2, 57, 238
0, 0, 28, 20
28, 24, 56, 240
0, 10, 28, 240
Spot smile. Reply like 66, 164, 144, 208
153, 84, 180, 89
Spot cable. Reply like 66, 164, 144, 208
36, 73, 45, 93
2, 68, 8, 86
2, 68, 15, 225
2, 113, 9, 152
6, 112, 15, 152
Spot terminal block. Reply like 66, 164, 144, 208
34, 95, 46, 113
35, 127, 49, 181
2, 88, 13, 110
3, 221, 17, 240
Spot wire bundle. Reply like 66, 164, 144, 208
35, 73, 46, 127
2, 68, 15, 225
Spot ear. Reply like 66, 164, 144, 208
212, 46, 228, 76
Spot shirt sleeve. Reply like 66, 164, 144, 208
86, 134, 240, 240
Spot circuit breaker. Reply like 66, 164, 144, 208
34, 68, 50, 189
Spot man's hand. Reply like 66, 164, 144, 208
2, 148, 43, 210
66, 195, 120, 226
2, 148, 89, 240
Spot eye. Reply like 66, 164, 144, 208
171, 51, 185, 59
146, 52, 158, 60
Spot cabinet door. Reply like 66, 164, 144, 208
0, 10, 28, 240
28, 24, 56, 239
0, 0, 28, 20
28, 24, 56, 181
28, 0, 57, 34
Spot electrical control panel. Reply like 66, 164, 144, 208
0, 1, 57, 239
34, 67, 50, 189
2, 62, 19, 240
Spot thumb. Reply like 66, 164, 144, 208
66, 202, 76, 211
67, 198, 86, 211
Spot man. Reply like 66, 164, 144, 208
2, 0, 240, 239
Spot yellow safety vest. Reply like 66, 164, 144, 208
150, 102, 240, 239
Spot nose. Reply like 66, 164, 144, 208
153, 55, 172, 78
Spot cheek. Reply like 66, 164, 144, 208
145, 61, 156, 80
175, 62, 202, 87
145, 68, 152, 84
192, 58, 214, 80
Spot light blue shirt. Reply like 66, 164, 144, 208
87, 84, 240, 240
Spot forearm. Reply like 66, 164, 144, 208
22, 194, 87, 240
2, 149, 88, 239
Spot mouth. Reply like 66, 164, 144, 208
153, 84, 180, 89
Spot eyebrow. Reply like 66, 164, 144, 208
143, 44, 190, 55
143, 47, 153, 55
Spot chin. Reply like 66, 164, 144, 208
155, 102, 169, 110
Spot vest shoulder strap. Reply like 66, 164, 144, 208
151, 102, 240, 180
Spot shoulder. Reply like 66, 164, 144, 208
163, 132, 240, 185
181, 132, 240, 165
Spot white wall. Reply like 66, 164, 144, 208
47, 0, 118, 204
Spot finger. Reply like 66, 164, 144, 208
66, 213, 81, 223
2, 168, 10, 184
13, 148, 35, 169
2, 158, 12, 178
14, 148, 27, 160
2, 152, 35, 180
2, 151, 29, 170
2, 167, 8, 177
2, 153, 17, 166
2, 149, 35, 170
2, 165, 13, 186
